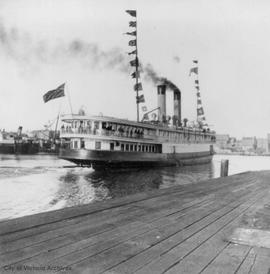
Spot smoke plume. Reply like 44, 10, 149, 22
0, 21, 130, 72
173, 56, 180, 63
143, 63, 180, 92
0, 21, 180, 91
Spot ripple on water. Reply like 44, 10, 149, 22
1, 154, 270, 220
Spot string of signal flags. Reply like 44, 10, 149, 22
125, 9, 148, 120
43, 14, 206, 127
189, 60, 207, 124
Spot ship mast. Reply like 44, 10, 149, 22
125, 10, 145, 122
135, 19, 139, 122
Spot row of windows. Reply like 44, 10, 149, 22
120, 143, 159, 153
72, 140, 84, 149
158, 129, 214, 141
95, 141, 161, 153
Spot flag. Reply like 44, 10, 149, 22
130, 58, 139, 67
126, 10, 137, 17
128, 49, 137, 55
125, 31, 136, 36
189, 67, 198, 76
197, 99, 202, 105
195, 80, 199, 84
129, 21, 137, 27
193, 60, 198, 64
131, 71, 140, 79
129, 39, 136, 46
142, 106, 147, 112
43, 83, 65, 103
195, 86, 200, 90
134, 82, 143, 91
143, 113, 149, 120
136, 94, 145, 103
197, 107, 204, 116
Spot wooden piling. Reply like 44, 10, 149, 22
220, 159, 229, 177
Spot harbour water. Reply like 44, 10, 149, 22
0, 154, 270, 221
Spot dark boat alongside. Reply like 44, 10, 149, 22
0, 127, 39, 155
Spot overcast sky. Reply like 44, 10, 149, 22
0, 0, 270, 138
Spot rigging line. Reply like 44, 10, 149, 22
66, 82, 74, 115
54, 100, 62, 140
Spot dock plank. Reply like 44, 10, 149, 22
114, 191, 265, 274
159, 193, 270, 274
68, 189, 263, 273
248, 247, 270, 274
199, 244, 251, 274
0, 195, 212, 262
9, 195, 217, 267
1, 171, 270, 274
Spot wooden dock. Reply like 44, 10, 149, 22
1, 170, 270, 273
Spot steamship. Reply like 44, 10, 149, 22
58, 10, 215, 169
59, 85, 216, 169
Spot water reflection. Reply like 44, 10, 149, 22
1, 154, 270, 220
52, 162, 215, 208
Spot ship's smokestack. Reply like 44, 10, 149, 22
157, 85, 166, 122
17, 126, 23, 137
173, 89, 181, 126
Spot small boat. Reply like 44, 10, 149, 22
0, 127, 39, 155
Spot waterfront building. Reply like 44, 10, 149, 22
215, 134, 230, 149
241, 137, 257, 153
256, 138, 269, 154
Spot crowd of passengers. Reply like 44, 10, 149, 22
61, 122, 145, 138
61, 121, 216, 141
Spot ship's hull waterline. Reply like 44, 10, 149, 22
59, 148, 213, 170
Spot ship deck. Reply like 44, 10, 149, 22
1, 171, 270, 273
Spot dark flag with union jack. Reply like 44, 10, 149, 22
197, 107, 204, 116
129, 21, 137, 27
143, 113, 149, 120
189, 67, 198, 76
136, 94, 145, 103
125, 31, 136, 36
43, 83, 65, 103
126, 10, 137, 17
131, 71, 140, 78
134, 83, 143, 91
128, 49, 137, 55
130, 58, 139, 67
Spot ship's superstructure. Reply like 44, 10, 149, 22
59, 85, 215, 169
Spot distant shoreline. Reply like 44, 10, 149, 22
215, 152, 270, 157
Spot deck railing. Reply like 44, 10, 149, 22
61, 128, 145, 139
60, 127, 216, 143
